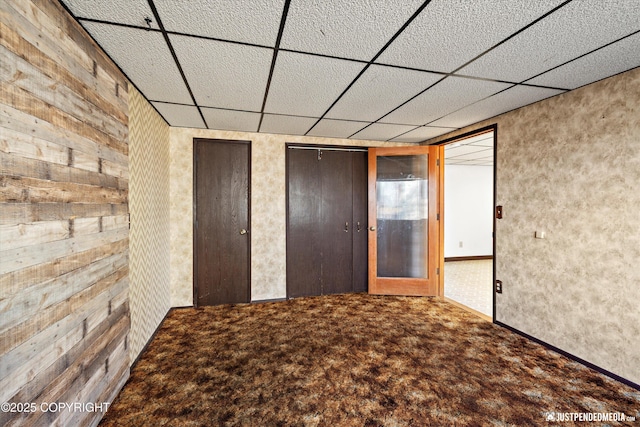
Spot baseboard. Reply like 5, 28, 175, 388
494, 320, 640, 391
445, 255, 493, 262
251, 298, 287, 304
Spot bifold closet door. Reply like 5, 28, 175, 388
319, 150, 353, 295
352, 152, 368, 293
287, 148, 368, 298
287, 148, 322, 298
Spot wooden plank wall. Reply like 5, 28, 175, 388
0, 0, 130, 425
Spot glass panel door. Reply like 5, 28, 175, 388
368, 146, 440, 296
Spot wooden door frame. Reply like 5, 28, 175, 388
433, 124, 497, 314
285, 143, 369, 299
193, 138, 251, 307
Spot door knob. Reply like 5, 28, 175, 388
369, 226, 376, 231
239, 229, 248, 235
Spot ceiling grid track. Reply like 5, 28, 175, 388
257, 0, 292, 133
303, 0, 434, 136
62, 0, 640, 140
146, 0, 208, 128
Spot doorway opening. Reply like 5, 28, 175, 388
440, 127, 496, 321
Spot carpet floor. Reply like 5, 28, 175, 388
99, 294, 639, 426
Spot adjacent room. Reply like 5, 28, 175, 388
1, 0, 639, 425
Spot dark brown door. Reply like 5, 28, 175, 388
194, 139, 250, 306
286, 147, 368, 298
286, 148, 322, 298
319, 150, 353, 295
352, 151, 368, 293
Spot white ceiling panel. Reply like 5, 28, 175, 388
264, 51, 365, 117
152, 102, 205, 128
445, 132, 494, 148
201, 108, 260, 132
307, 119, 368, 139
326, 65, 441, 122
390, 126, 455, 143
82, 23, 192, 104
170, 34, 272, 111
260, 114, 318, 135
446, 145, 493, 158
351, 123, 417, 142
376, 0, 565, 73
527, 32, 640, 90
430, 85, 564, 128
382, 77, 511, 126
280, 0, 423, 60
447, 159, 493, 166
459, 0, 640, 82
155, 0, 286, 46
445, 133, 494, 165
61, 0, 158, 29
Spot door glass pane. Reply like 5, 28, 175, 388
376, 154, 428, 278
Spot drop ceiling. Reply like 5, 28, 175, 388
60, 0, 640, 143
445, 132, 494, 166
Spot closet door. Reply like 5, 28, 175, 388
286, 147, 368, 298
287, 149, 322, 298
352, 151, 368, 293
319, 150, 353, 295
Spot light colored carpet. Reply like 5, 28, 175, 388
444, 259, 493, 318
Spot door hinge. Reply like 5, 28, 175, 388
436, 267, 440, 275
317, 149, 322, 161
436, 158, 440, 166
436, 213, 440, 220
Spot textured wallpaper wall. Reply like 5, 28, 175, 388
128, 87, 171, 364
169, 129, 414, 306
427, 67, 640, 385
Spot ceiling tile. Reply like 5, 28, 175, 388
326, 65, 441, 122
264, 51, 365, 117
170, 34, 272, 111
446, 159, 493, 166
382, 77, 511, 126
280, 0, 423, 60
445, 132, 494, 148
459, 0, 640, 82
82, 22, 192, 104
201, 108, 260, 132
61, 0, 158, 29
527, 31, 640, 90
446, 145, 493, 159
351, 123, 417, 141
376, 0, 565, 73
306, 119, 368, 139
430, 85, 564, 128
154, 0, 286, 46
260, 114, 318, 135
390, 126, 455, 143
152, 102, 205, 128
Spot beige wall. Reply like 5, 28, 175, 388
169, 129, 414, 306
128, 87, 171, 364
427, 67, 640, 384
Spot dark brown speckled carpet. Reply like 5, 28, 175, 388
99, 294, 639, 426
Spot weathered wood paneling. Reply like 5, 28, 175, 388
0, 0, 130, 425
